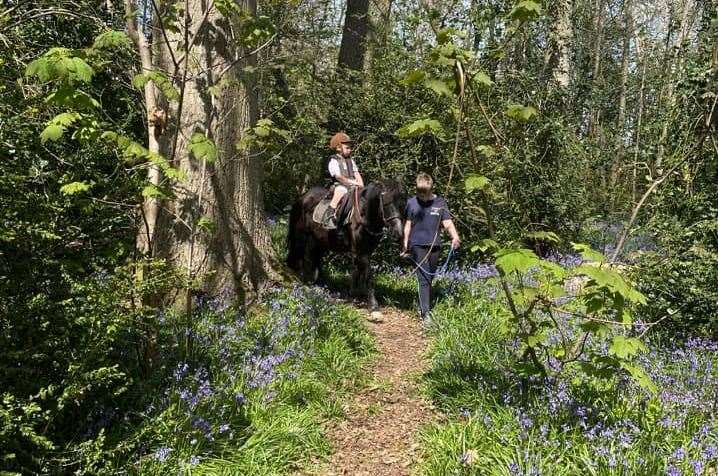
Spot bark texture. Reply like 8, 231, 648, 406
548, 0, 573, 88
151, 0, 280, 298
338, 0, 371, 71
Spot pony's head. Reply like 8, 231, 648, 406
377, 178, 406, 242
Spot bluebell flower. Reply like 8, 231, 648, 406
153, 446, 172, 462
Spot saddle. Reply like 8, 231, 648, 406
312, 186, 358, 230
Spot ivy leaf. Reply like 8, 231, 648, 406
509, 0, 542, 22
476, 145, 496, 158
400, 70, 426, 86
196, 217, 216, 234
59, 181, 91, 195
396, 118, 444, 138
188, 133, 218, 163
505, 103, 538, 122
465, 174, 490, 193
424, 78, 452, 97
495, 248, 540, 274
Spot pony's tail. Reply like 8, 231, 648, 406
286, 199, 304, 272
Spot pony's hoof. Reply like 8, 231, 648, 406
370, 311, 384, 322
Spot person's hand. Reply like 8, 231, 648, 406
451, 236, 461, 250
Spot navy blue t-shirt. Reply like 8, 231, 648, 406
406, 195, 450, 247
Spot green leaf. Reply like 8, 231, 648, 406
471, 238, 499, 253
505, 103, 538, 122
524, 231, 561, 244
621, 363, 657, 394
188, 133, 218, 163
196, 217, 216, 234
573, 265, 646, 304
509, 0, 542, 22
46, 88, 100, 110
472, 71, 494, 88
396, 118, 444, 138
40, 125, 64, 143
476, 145, 496, 157
26, 48, 94, 84
400, 70, 426, 86
141, 184, 169, 199
423, 78, 452, 96
495, 248, 540, 274
465, 174, 490, 193
609, 335, 647, 359
92, 31, 131, 50
59, 181, 91, 195
571, 243, 605, 263
132, 71, 180, 102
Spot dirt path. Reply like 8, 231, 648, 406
306, 307, 436, 476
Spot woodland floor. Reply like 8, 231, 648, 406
301, 306, 437, 476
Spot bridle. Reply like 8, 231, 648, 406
364, 188, 403, 237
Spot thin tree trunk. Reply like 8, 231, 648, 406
338, 0, 371, 71
548, 0, 573, 89
632, 36, 648, 205
588, 0, 604, 137
124, 0, 162, 256
656, 0, 694, 174
610, 0, 633, 194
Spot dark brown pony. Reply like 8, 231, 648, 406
286, 180, 406, 309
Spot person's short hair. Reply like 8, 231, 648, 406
416, 173, 433, 193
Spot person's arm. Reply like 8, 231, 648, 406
354, 170, 364, 187
402, 220, 412, 253
442, 219, 460, 249
335, 174, 358, 187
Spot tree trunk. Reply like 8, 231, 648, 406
548, 0, 573, 89
152, 0, 279, 300
656, 0, 694, 174
588, 0, 604, 137
338, 0, 371, 71
364, 0, 393, 74
610, 0, 633, 193
124, 0, 162, 257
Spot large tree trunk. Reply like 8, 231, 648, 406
338, 0, 371, 71
151, 0, 279, 300
548, 0, 573, 89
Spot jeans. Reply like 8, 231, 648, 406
411, 245, 441, 317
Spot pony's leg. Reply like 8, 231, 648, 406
355, 254, 378, 310
366, 259, 378, 311
302, 236, 318, 283
310, 244, 322, 284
